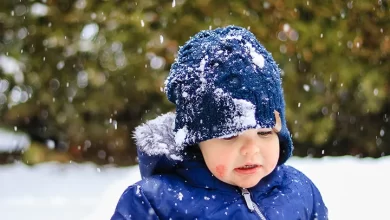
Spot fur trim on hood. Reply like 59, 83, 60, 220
133, 112, 186, 178
134, 112, 184, 161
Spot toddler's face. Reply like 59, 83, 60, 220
199, 128, 279, 188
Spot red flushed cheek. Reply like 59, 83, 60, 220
215, 165, 226, 178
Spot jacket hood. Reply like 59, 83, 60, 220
134, 112, 185, 178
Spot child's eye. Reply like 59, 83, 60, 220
257, 131, 272, 137
224, 135, 238, 140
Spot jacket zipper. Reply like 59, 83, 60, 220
241, 188, 267, 220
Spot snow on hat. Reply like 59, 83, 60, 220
164, 25, 293, 164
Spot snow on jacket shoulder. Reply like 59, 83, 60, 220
111, 113, 328, 219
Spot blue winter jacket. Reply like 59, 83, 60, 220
111, 113, 328, 220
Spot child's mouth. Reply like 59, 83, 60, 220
234, 164, 260, 174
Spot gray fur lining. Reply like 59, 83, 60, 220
133, 112, 184, 161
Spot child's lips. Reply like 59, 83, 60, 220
234, 164, 261, 174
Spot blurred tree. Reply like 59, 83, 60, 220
0, 0, 389, 165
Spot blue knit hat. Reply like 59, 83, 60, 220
164, 25, 293, 164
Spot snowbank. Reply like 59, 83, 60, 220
0, 128, 30, 152
0, 156, 389, 220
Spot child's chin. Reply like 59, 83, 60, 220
236, 179, 260, 189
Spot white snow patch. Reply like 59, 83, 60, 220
198, 55, 208, 74
245, 43, 265, 68
219, 35, 265, 68
195, 56, 209, 92
175, 126, 188, 146
0, 129, 30, 152
232, 98, 257, 127
170, 154, 183, 161
213, 88, 227, 102
213, 89, 257, 138
222, 35, 243, 41
177, 192, 183, 201
198, 77, 208, 92
135, 185, 141, 196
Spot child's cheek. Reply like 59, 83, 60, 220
215, 165, 226, 178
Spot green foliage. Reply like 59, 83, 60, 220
0, 0, 389, 164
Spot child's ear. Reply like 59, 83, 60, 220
272, 110, 282, 133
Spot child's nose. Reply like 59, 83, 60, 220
240, 138, 259, 156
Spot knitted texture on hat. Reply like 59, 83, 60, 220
164, 25, 293, 164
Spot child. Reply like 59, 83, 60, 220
112, 25, 328, 219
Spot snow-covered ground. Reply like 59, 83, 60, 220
0, 128, 30, 152
0, 156, 389, 220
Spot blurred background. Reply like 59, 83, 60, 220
1, 0, 388, 165
1, 1, 389, 219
